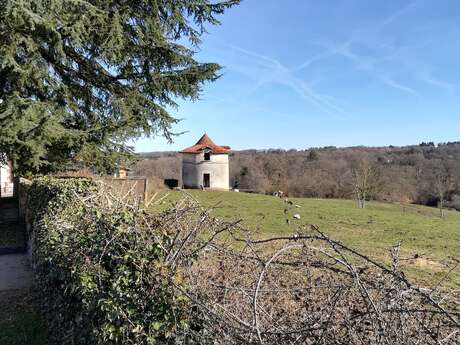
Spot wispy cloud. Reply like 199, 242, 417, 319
294, 40, 354, 72
419, 73, 455, 93
228, 45, 348, 118
294, 2, 419, 73
332, 41, 422, 97
292, 1, 453, 98
302, 38, 421, 97
378, 1, 418, 28
380, 77, 420, 97
412, 66, 455, 93
218, 0, 454, 118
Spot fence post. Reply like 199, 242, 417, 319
143, 178, 148, 205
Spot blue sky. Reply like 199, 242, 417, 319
133, 0, 460, 152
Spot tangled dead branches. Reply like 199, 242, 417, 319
148, 192, 459, 345
83, 182, 460, 344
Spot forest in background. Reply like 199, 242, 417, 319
132, 142, 460, 211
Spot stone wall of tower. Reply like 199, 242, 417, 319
182, 152, 229, 190
0, 160, 14, 197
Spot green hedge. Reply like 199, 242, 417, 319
29, 177, 206, 344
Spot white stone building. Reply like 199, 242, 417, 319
181, 134, 230, 190
0, 160, 14, 197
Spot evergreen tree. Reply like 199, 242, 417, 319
0, 0, 239, 174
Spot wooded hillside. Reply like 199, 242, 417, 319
133, 142, 460, 209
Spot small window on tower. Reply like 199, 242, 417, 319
204, 152, 211, 161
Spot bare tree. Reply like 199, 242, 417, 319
351, 158, 381, 208
432, 163, 453, 218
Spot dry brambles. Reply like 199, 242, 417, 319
150, 191, 460, 345
81, 182, 460, 344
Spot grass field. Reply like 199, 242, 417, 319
150, 190, 460, 288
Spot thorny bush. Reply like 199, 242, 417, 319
27, 178, 459, 344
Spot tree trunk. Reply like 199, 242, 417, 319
356, 193, 362, 208
361, 191, 367, 209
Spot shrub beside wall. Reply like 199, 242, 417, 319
27, 178, 205, 344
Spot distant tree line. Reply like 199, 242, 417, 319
133, 142, 460, 212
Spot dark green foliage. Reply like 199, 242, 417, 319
28, 177, 207, 344
0, 0, 239, 174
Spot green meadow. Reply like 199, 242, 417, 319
150, 190, 460, 288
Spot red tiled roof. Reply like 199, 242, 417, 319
180, 134, 231, 154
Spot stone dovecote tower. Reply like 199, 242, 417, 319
181, 134, 230, 190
